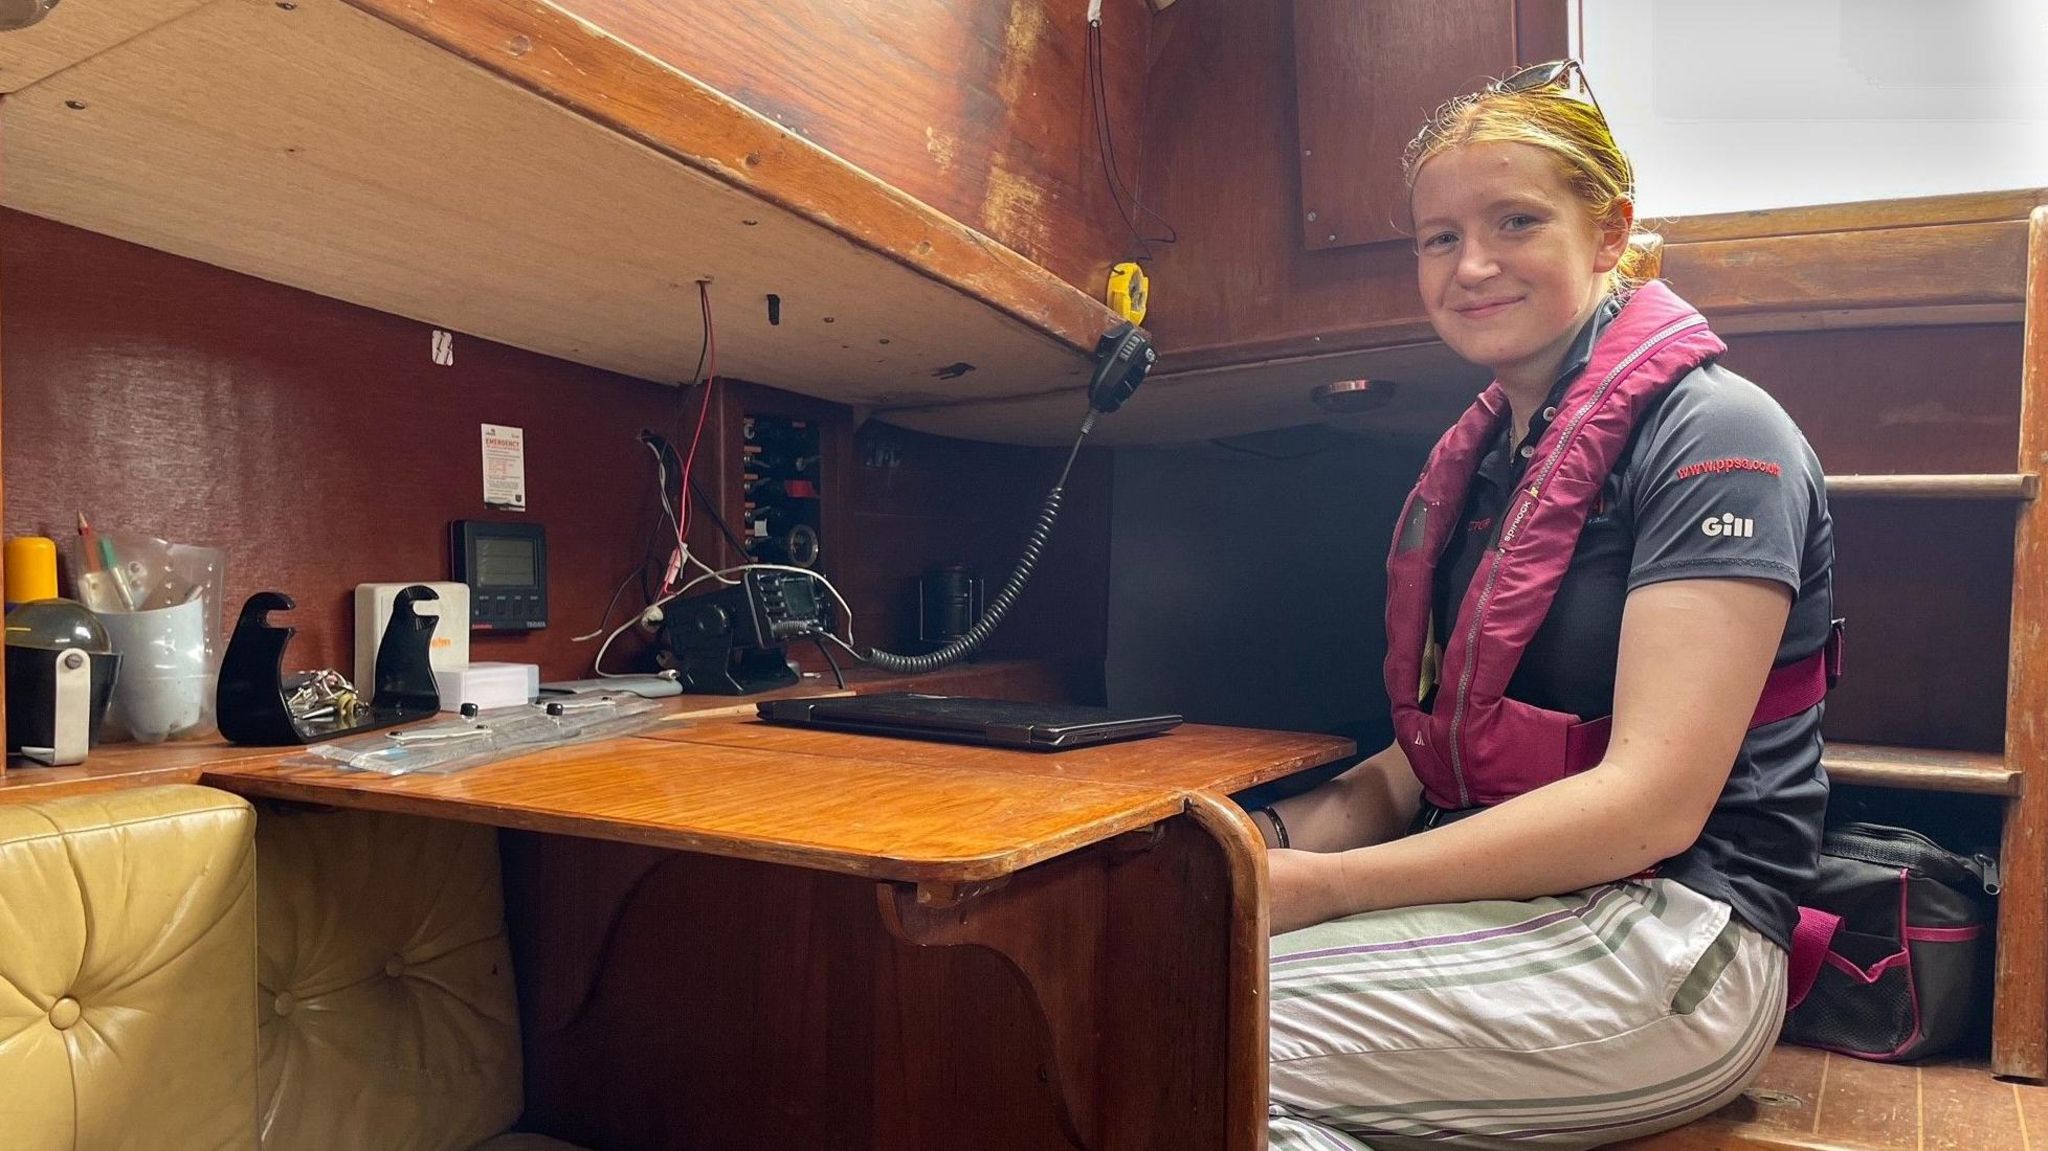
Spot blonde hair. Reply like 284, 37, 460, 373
1402, 75, 1651, 293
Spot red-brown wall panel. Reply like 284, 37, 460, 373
0, 211, 1111, 692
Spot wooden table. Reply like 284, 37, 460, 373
201, 712, 1353, 1151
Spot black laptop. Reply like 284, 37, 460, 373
755, 693, 1183, 751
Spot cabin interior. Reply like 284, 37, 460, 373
1, 1, 2045, 1148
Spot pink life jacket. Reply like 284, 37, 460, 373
1384, 282, 1837, 811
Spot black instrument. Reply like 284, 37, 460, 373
657, 569, 826, 694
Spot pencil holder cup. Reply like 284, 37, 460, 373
97, 595, 213, 743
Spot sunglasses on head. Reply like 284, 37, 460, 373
1492, 58, 1603, 117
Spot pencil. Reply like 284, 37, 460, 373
76, 512, 100, 572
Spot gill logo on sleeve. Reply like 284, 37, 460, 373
1701, 512, 1755, 538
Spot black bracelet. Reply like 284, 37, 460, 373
1257, 805, 1290, 849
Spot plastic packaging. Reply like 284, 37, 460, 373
283, 695, 667, 776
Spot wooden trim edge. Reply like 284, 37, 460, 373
1991, 204, 2048, 1079
1184, 790, 1270, 1151
339, 0, 1120, 356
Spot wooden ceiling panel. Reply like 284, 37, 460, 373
0, 0, 1099, 404
0, 0, 206, 92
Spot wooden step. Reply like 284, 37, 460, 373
1618, 1044, 2048, 1151
1824, 742, 2020, 797
1826, 474, 2039, 499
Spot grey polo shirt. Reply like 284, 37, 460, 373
1430, 300, 1835, 950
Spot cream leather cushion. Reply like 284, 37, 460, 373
0, 784, 258, 1151
256, 805, 525, 1151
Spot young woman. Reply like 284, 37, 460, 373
1250, 61, 1835, 1149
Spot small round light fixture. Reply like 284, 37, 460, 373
1311, 378, 1398, 414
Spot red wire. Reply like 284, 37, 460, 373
667, 282, 717, 592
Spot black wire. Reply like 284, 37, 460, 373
688, 472, 754, 565
584, 563, 642, 642
582, 459, 670, 640
669, 287, 714, 448
1087, 27, 1153, 260
1097, 30, 1176, 246
1086, 22, 1177, 257
813, 634, 846, 690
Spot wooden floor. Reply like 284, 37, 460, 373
1625, 1044, 2048, 1151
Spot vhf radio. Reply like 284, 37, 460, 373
653, 320, 1155, 691
656, 569, 826, 694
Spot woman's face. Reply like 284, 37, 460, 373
1409, 140, 1625, 384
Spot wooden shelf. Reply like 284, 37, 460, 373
1826, 473, 2039, 499
1824, 741, 2019, 797
0, 0, 1118, 413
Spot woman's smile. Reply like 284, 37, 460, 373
1451, 297, 1524, 320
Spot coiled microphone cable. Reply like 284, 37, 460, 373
858, 409, 1097, 674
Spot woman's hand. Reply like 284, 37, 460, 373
1267, 848, 1356, 935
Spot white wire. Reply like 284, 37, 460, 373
573, 441, 691, 643
591, 562, 858, 678
686, 548, 740, 586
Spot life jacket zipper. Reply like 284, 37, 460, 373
1445, 316, 1709, 806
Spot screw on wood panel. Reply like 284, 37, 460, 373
740, 219, 759, 227
822, 316, 835, 324
1327, 233, 1338, 242
744, 152, 762, 167
275, 1, 295, 8
506, 34, 532, 56
64, 100, 86, 110
1306, 210, 1318, 222
878, 338, 892, 345
1304, 149, 1312, 157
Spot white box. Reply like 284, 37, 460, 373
433, 662, 540, 712
354, 581, 471, 701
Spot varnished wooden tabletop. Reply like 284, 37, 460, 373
638, 716, 1353, 795
200, 718, 1351, 884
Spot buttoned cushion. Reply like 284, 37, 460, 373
0, 784, 258, 1151
256, 805, 522, 1151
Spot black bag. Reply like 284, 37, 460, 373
1783, 822, 1999, 1062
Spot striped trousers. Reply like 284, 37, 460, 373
1268, 879, 1786, 1150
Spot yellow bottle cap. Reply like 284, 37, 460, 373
6, 536, 60, 604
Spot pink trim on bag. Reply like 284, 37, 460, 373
1903, 924, 1982, 943
1823, 949, 1909, 985
1885, 867, 1926, 1060
1802, 868, 1929, 1061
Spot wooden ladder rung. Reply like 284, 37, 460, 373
1826, 473, 2039, 499
1823, 742, 2019, 796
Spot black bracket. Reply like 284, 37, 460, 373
216, 587, 443, 745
